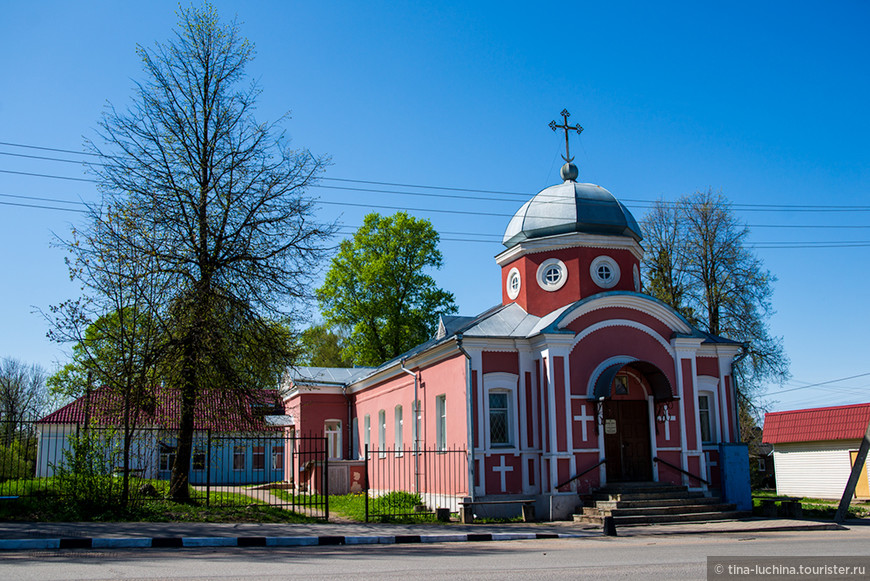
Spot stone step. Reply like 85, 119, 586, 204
574, 510, 752, 527
593, 483, 688, 494
593, 496, 724, 510
593, 490, 705, 502
582, 502, 737, 518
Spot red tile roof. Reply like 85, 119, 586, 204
763, 403, 870, 444
38, 386, 285, 432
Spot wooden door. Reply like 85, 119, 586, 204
603, 400, 652, 482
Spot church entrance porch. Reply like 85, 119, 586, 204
602, 399, 652, 482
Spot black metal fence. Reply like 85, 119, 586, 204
0, 420, 328, 519
364, 444, 468, 522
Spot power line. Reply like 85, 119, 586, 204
2, 139, 870, 212
0, 200, 86, 213
0, 192, 85, 206
764, 372, 870, 396
0, 168, 94, 183
0, 141, 100, 157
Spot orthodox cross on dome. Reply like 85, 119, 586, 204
549, 109, 583, 163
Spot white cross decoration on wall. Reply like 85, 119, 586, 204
493, 455, 514, 493
573, 404, 594, 441
705, 451, 718, 483
657, 405, 677, 441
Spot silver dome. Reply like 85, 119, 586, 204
502, 180, 643, 247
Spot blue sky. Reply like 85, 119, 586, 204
1, 1, 867, 414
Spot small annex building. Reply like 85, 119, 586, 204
36, 386, 288, 486
285, 122, 748, 518
763, 403, 870, 500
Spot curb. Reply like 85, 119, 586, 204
611, 522, 847, 536
0, 531, 588, 551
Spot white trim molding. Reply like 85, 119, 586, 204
557, 294, 693, 336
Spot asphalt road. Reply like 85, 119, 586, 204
1, 527, 869, 580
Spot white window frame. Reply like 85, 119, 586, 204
378, 409, 386, 457
696, 376, 721, 445
252, 445, 266, 471
536, 258, 568, 292
590, 255, 620, 289
159, 444, 176, 472
394, 405, 404, 454
698, 394, 711, 443
271, 446, 284, 470
364, 414, 371, 453
233, 445, 246, 471
412, 399, 421, 455
483, 372, 519, 450
325, 419, 342, 460
506, 267, 522, 299
192, 448, 206, 471
352, 417, 359, 460
435, 395, 447, 451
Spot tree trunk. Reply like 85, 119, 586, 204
169, 383, 196, 501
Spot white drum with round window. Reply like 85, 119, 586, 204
536, 258, 568, 291
590, 256, 620, 289
506, 267, 522, 299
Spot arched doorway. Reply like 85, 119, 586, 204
593, 361, 675, 482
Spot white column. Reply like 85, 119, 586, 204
648, 395, 658, 480
672, 338, 702, 486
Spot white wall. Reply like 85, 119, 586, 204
773, 439, 863, 499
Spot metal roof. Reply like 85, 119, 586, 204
287, 366, 374, 385
38, 386, 285, 432
763, 403, 870, 444
502, 181, 643, 247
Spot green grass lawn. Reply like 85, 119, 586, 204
752, 491, 870, 519
271, 489, 448, 523
0, 477, 319, 523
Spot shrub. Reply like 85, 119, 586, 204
0, 440, 35, 482
51, 429, 128, 518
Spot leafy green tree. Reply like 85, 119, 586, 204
641, 190, 790, 423
61, 4, 331, 500
317, 212, 457, 366
297, 324, 353, 367
48, 308, 163, 506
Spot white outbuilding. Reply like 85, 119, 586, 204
763, 403, 870, 500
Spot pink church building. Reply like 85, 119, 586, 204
284, 125, 745, 518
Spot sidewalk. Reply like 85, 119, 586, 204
0, 517, 848, 550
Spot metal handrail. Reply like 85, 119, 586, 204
554, 459, 606, 491
653, 456, 709, 485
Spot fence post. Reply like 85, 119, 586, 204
323, 436, 329, 522
364, 444, 369, 523
205, 429, 212, 507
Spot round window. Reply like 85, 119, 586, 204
506, 267, 521, 300
590, 256, 620, 289
536, 258, 568, 291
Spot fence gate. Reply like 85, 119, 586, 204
200, 432, 330, 520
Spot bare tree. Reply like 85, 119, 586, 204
69, 5, 331, 500
641, 190, 790, 426
640, 200, 696, 324
0, 358, 48, 444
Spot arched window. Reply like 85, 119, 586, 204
395, 405, 404, 452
